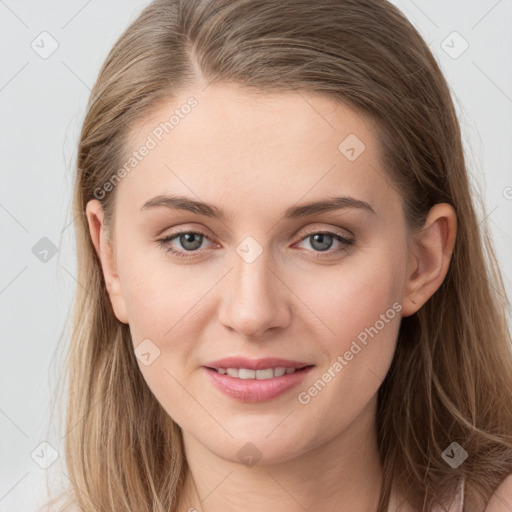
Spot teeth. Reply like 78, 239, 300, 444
226, 368, 239, 378
273, 367, 286, 377
239, 368, 255, 379
256, 368, 274, 379
217, 366, 296, 379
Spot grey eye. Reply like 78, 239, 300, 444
309, 233, 334, 251
178, 232, 204, 251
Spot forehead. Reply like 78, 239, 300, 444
115, 83, 400, 220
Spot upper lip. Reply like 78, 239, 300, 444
204, 357, 314, 371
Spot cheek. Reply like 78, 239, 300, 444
118, 255, 215, 424
297, 244, 405, 349
291, 244, 405, 416
117, 247, 210, 337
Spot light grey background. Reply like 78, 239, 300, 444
1, 1, 511, 510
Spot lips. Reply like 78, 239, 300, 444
203, 356, 315, 402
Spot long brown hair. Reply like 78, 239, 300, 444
47, 0, 512, 510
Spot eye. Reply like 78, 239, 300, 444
295, 230, 354, 258
157, 230, 213, 259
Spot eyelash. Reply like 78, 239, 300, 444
157, 229, 354, 260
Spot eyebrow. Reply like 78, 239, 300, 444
140, 194, 376, 219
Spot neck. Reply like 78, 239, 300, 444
176, 395, 384, 512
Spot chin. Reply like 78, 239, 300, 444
204, 429, 311, 467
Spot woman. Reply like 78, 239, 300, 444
50, 0, 512, 510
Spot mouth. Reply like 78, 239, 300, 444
205, 365, 313, 380
202, 359, 315, 402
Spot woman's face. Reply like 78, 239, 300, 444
89, 83, 417, 465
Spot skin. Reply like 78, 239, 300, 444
86, 83, 457, 511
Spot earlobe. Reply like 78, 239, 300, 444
85, 199, 129, 324
401, 203, 457, 317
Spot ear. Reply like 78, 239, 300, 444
85, 199, 129, 324
401, 203, 457, 317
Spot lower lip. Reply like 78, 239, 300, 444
203, 366, 314, 403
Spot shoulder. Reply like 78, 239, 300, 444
484, 474, 512, 512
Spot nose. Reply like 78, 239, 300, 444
217, 247, 292, 339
